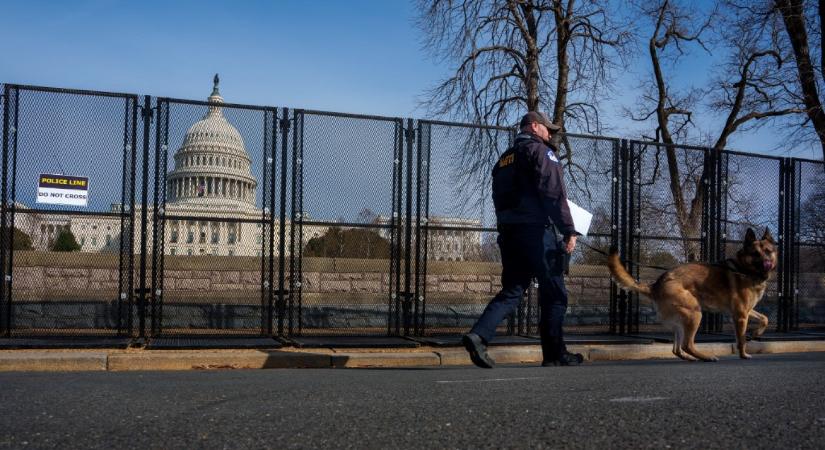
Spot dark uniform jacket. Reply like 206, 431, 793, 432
492, 132, 576, 236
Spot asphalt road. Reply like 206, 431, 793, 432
1, 352, 824, 449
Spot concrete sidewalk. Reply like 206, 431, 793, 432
2, 340, 825, 371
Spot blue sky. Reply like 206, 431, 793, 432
0, 0, 439, 117
0, 0, 819, 159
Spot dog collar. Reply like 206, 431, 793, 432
714, 258, 768, 282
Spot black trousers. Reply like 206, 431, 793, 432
470, 224, 570, 360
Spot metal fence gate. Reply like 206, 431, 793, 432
146, 96, 281, 337
0, 84, 138, 337
791, 158, 825, 330
413, 120, 512, 336
291, 111, 404, 336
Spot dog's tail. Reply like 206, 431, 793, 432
607, 247, 652, 296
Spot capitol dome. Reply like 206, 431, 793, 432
167, 74, 258, 209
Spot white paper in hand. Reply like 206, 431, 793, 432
566, 200, 593, 237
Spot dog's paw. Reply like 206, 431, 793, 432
739, 353, 752, 360
703, 356, 719, 362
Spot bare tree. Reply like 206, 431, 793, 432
711, 1, 805, 151
417, 0, 631, 136
774, 0, 825, 161
629, 0, 804, 259
417, 0, 631, 215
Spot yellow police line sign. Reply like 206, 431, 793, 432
37, 174, 89, 207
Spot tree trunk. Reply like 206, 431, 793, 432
552, 0, 571, 126
520, 2, 541, 111
778, 0, 825, 161
649, 5, 703, 260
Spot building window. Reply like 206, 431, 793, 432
200, 231, 207, 244
211, 230, 219, 244
187, 249, 193, 256
228, 250, 234, 256
256, 235, 262, 245
105, 235, 112, 246
187, 232, 194, 244
92, 237, 97, 246
170, 230, 178, 243
170, 248, 176, 255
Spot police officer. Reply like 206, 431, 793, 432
462, 111, 583, 368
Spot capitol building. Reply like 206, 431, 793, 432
14, 77, 484, 260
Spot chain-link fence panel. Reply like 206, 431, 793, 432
794, 159, 825, 329
558, 135, 618, 334
1, 85, 138, 337
293, 111, 401, 336
149, 88, 278, 337
722, 152, 783, 331
415, 121, 510, 336
628, 142, 707, 334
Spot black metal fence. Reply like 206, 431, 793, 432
1, 82, 823, 340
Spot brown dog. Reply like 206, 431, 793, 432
607, 228, 778, 361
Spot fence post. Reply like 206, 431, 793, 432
402, 119, 414, 336
789, 158, 802, 331
277, 109, 291, 336
617, 140, 629, 334
136, 95, 153, 340
608, 139, 620, 334
412, 120, 423, 336
149, 99, 167, 337
778, 157, 798, 333
701, 148, 724, 333
0, 86, 9, 337
787, 157, 797, 331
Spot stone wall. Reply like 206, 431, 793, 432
5, 251, 825, 330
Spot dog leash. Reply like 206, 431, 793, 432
577, 239, 765, 281
576, 239, 673, 271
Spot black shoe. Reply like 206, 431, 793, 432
462, 333, 495, 369
541, 351, 584, 366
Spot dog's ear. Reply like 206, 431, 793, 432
745, 228, 757, 245
762, 227, 775, 244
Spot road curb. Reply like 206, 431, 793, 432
107, 351, 332, 371
587, 343, 736, 361
745, 340, 825, 354
331, 352, 441, 368
0, 340, 823, 371
0, 351, 108, 372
